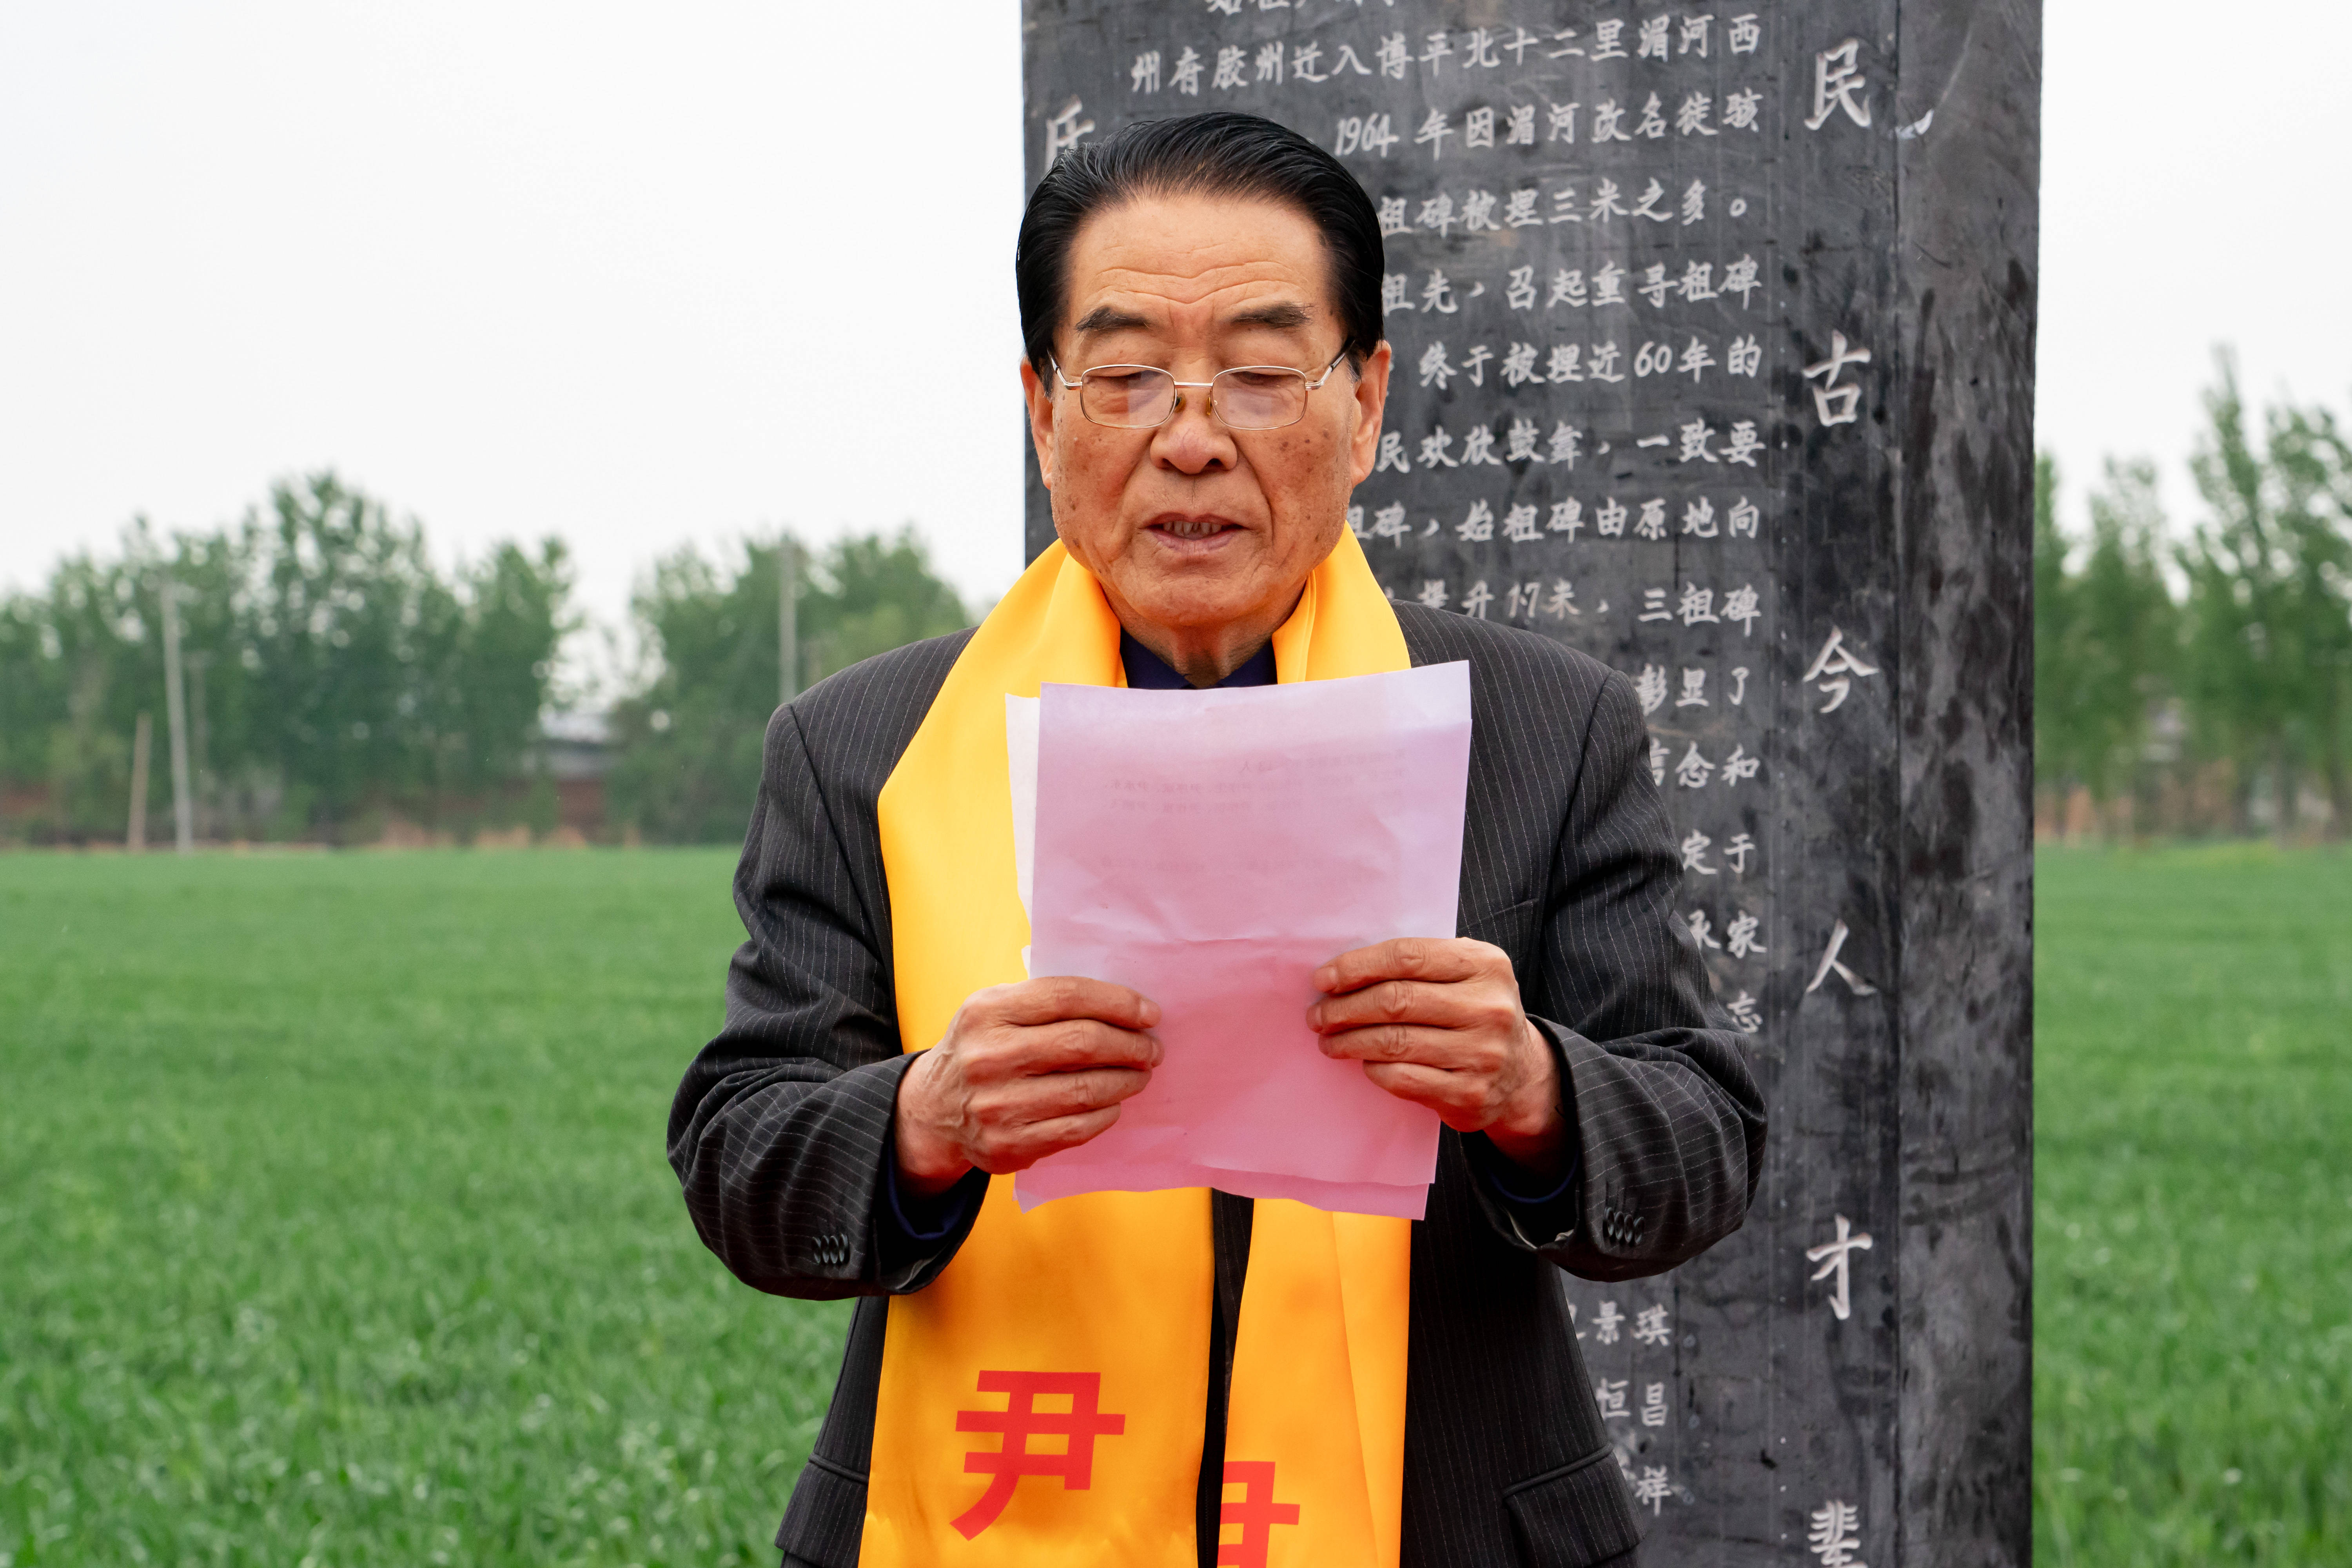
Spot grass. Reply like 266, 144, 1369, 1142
1, 844, 2345, 1564
2034, 844, 2350, 1564
0, 849, 845, 1567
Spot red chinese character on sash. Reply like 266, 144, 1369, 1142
1217, 1461, 1301, 1568
951, 1370, 1127, 1538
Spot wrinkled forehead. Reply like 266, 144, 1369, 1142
1061, 192, 1336, 341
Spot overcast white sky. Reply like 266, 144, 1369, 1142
5, 2, 2348, 693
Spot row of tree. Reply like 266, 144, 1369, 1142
12, 361, 2344, 847
2036, 359, 2352, 838
0, 472, 971, 845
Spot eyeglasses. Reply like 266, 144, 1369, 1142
1049, 351, 1350, 431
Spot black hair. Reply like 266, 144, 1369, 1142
1014, 111, 1385, 379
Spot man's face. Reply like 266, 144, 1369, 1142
1020, 194, 1392, 642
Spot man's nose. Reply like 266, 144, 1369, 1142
1149, 385, 1238, 475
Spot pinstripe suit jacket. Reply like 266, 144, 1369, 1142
668, 603, 1766, 1568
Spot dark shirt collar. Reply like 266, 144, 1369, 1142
1119, 629, 1277, 690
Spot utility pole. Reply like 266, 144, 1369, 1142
160, 579, 195, 853
127, 712, 152, 850
779, 537, 799, 706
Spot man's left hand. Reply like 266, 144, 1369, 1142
1307, 938, 1572, 1182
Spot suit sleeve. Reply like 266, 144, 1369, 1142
1470, 668, 1768, 1281
665, 704, 982, 1300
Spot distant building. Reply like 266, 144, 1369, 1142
537, 711, 615, 838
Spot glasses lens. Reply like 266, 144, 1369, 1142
1212, 368, 1308, 430
1080, 367, 1176, 428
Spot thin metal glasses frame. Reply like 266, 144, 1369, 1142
1048, 350, 1350, 430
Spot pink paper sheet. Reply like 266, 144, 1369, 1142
1013, 662, 1472, 1219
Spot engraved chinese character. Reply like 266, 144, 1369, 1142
1727, 911, 1765, 959
1806, 1217, 1875, 1320
1803, 331, 1873, 425
1725, 832, 1755, 873
1682, 831, 1717, 875
1045, 98, 1095, 162
1806, 920, 1878, 996
1808, 1500, 1867, 1568
1802, 626, 1880, 711
1806, 40, 1873, 131
1721, 254, 1761, 306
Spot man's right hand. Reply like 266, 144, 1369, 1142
893, 976, 1163, 1197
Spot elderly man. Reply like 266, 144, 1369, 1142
670, 112, 1763, 1568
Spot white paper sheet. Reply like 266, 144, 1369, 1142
1005, 662, 1472, 1218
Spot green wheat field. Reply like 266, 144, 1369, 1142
2, 846, 2345, 1565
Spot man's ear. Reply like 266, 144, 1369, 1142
1347, 341, 1394, 487
1019, 358, 1056, 491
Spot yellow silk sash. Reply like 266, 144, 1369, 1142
862, 530, 1413, 1568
